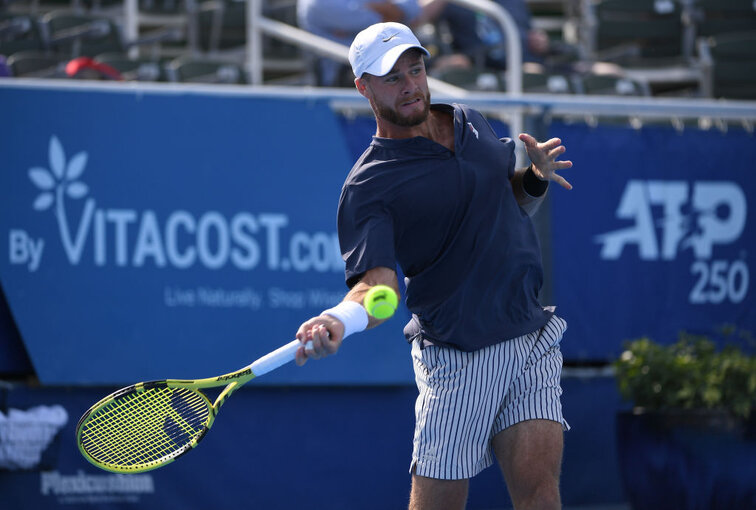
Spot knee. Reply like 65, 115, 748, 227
510, 477, 561, 510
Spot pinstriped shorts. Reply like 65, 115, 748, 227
410, 314, 569, 480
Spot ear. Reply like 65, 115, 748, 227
355, 77, 369, 98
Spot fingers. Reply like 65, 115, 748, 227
305, 324, 334, 359
540, 137, 562, 151
551, 170, 573, 190
518, 132, 536, 147
295, 345, 308, 366
294, 319, 341, 366
547, 144, 566, 160
521, 135, 568, 168
519, 133, 562, 152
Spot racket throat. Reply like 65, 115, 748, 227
214, 381, 239, 411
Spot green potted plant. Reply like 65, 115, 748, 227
612, 330, 756, 510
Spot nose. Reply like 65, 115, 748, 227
400, 74, 419, 95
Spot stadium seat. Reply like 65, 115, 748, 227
0, 13, 46, 57
165, 55, 246, 83
197, 0, 246, 52
94, 52, 169, 81
572, 70, 650, 128
698, 31, 756, 99
521, 63, 577, 94
432, 64, 576, 94
137, 0, 201, 54
198, 0, 304, 84
6, 50, 66, 77
688, 0, 756, 40
431, 67, 503, 91
575, 72, 650, 96
581, 0, 703, 95
40, 10, 123, 58
585, 0, 684, 61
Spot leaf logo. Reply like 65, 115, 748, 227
28, 136, 89, 211
27, 135, 95, 265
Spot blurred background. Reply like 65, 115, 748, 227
1, 0, 755, 508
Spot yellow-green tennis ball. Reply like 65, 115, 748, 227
363, 285, 398, 319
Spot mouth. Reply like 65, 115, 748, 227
400, 96, 423, 108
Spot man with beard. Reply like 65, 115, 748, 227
293, 22, 573, 510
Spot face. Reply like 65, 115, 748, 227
357, 50, 431, 128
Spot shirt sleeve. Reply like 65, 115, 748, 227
500, 137, 516, 179
337, 182, 397, 289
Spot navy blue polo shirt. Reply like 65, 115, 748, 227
337, 103, 552, 351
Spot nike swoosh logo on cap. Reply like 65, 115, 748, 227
382, 33, 398, 42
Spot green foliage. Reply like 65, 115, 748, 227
613, 331, 756, 419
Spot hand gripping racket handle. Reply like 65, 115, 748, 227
248, 339, 312, 377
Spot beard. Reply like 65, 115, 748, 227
372, 90, 431, 128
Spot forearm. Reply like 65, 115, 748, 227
295, 266, 399, 366
415, 0, 448, 24
511, 164, 548, 216
343, 266, 400, 329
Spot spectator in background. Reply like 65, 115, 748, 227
298, 0, 422, 86
426, 0, 550, 71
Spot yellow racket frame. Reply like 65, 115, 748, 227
77, 339, 303, 473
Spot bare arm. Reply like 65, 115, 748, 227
294, 266, 399, 366
414, 0, 448, 25
366, 1, 404, 22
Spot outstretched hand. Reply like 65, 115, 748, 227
519, 133, 573, 190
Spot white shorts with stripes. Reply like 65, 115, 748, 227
410, 313, 569, 480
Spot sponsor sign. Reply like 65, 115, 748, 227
550, 122, 754, 359
0, 84, 413, 384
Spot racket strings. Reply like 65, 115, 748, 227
79, 386, 211, 469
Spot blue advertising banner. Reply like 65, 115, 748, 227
0, 377, 627, 509
0, 83, 413, 385
3, 82, 752, 377
550, 122, 755, 359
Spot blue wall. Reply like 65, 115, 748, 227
0, 374, 628, 509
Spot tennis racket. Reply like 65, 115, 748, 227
76, 338, 311, 474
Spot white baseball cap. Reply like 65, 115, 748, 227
349, 22, 430, 78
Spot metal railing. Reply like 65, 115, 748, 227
245, 0, 522, 91
122, 0, 526, 138
4, 76, 756, 156
243, 0, 526, 153
88, 0, 756, 160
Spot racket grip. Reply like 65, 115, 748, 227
248, 339, 312, 377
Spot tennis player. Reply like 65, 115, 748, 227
295, 22, 572, 510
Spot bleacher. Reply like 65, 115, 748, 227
1, 0, 754, 98
0, 0, 303, 83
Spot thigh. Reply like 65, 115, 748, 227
493, 419, 564, 507
409, 473, 469, 510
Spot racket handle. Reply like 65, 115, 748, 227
248, 339, 313, 377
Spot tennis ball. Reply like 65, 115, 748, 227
363, 285, 398, 319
